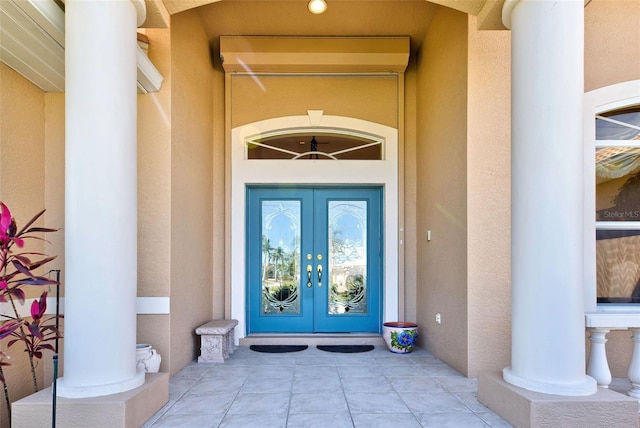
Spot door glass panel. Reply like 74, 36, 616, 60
261, 200, 301, 314
328, 201, 367, 314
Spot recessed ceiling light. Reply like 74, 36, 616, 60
308, 0, 327, 15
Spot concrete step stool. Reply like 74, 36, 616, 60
195, 319, 238, 363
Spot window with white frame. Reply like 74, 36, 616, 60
594, 106, 640, 303
244, 129, 384, 160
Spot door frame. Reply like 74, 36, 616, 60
231, 114, 399, 338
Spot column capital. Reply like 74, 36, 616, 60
502, 0, 520, 29
131, 0, 147, 27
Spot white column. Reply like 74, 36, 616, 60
58, 0, 146, 398
502, 0, 596, 396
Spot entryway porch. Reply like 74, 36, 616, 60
143, 345, 512, 427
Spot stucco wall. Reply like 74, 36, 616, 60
41, 92, 65, 392
584, 0, 640, 92
415, 7, 469, 375
43, 93, 65, 287
584, 0, 640, 378
403, 59, 418, 323
230, 74, 399, 129
137, 23, 172, 371
169, 9, 215, 373
466, 16, 512, 376
0, 63, 46, 428
0, 64, 45, 221
212, 53, 226, 320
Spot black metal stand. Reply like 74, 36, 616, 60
49, 269, 60, 428
51, 354, 57, 428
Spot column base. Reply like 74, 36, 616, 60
478, 371, 639, 428
12, 372, 168, 428
57, 370, 146, 398
503, 366, 597, 396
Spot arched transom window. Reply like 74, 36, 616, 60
245, 129, 384, 160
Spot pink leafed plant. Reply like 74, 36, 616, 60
0, 202, 61, 423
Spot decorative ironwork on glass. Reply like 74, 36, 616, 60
246, 130, 383, 160
327, 201, 367, 314
261, 200, 301, 314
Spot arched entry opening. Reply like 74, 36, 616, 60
230, 114, 399, 339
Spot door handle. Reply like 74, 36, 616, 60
317, 264, 322, 287
307, 265, 312, 288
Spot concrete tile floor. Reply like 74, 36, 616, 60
143, 345, 514, 428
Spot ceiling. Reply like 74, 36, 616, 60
194, 1, 440, 56
147, 0, 511, 33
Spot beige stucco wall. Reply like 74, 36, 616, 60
403, 59, 418, 323
138, 29, 172, 300
584, 0, 640, 93
414, 6, 469, 375
466, 16, 512, 376
212, 57, 225, 320
584, 0, 640, 378
41, 92, 65, 394
0, 63, 46, 428
230, 74, 399, 129
137, 23, 173, 371
0, 64, 45, 222
169, 9, 215, 373
43, 93, 65, 285
205, 18, 226, 320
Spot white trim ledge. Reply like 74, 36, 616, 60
0, 296, 170, 318
585, 311, 640, 328
136, 297, 170, 314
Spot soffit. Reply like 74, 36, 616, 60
1, 0, 163, 92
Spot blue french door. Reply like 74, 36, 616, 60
246, 187, 382, 333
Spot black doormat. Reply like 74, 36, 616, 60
250, 345, 308, 353
316, 345, 375, 353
